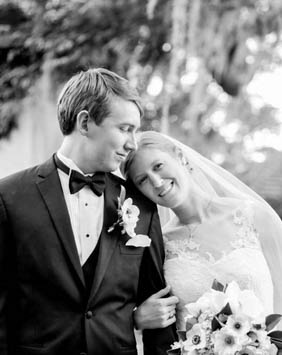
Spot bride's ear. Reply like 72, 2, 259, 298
175, 147, 187, 166
175, 147, 193, 171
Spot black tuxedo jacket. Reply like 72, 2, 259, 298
0, 157, 176, 355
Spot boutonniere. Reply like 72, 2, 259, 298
107, 186, 151, 247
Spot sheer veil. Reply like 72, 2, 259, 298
157, 134, 282, 316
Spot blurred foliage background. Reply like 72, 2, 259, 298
1, 0, 282, 215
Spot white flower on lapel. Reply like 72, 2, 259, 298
120, 197, 139, 237
107, 186, 151, 247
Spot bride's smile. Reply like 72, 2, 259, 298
158, 180, 174, 197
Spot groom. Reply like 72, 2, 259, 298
0, 68, 177, 355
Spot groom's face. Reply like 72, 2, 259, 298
86, 96, 141, 172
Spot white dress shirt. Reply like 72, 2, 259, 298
56, 151, 104, 265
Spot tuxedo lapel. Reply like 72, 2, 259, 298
88, 174, 121, 305
36, 157, 85, 288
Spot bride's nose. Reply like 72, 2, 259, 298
150, 174, 164, 188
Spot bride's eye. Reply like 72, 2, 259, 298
137, 176, 147, 186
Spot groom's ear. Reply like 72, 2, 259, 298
77, 110, 90, 135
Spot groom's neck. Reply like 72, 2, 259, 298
59, 137, 96, 175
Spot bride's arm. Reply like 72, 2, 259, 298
254, 202, 282, 316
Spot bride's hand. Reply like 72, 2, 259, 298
133, 285, 179, 330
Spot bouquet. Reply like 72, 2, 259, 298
168, 280, 282, 355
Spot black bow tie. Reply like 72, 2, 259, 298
54, 154, 105, 196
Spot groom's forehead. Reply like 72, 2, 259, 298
108, 96, 140, 112
105, 99, 141, 125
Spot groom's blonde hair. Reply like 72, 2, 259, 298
57, 68, 143, 135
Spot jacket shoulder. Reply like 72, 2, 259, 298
0, 165, 38, 188
0, 156, 55, 191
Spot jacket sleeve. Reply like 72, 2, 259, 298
0, 194, 10, 355
137, 207, 177, 355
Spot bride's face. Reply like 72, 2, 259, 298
128, 147, 190, 208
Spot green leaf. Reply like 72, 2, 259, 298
212, 303, 232, 331
269, 331, 282, 349
186, 316, 197, 331
271, 339, 282, 349
212, 316, 222, 332
220, 302, 232, 317
186, 321, 194, 331
269, 331, 282, 339
211, 279, 225, 292
266, 314, 282, 331
177, 330, 187, 341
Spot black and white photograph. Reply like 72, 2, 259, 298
1, 1, 282, 355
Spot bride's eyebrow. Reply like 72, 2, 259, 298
133, 160, 160, 180
133, 172, 146, 183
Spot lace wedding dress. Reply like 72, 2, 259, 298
162, 200, 274, 330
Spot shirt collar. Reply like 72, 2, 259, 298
57, 150, 92, 177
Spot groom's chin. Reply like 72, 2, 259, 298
105, 161, 122, 174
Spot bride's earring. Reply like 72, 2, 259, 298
181, 156, 188, 166
181, 156, 193, 172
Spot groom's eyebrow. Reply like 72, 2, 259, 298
120, 123, 139, 131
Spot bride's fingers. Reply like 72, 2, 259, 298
160, 308, 175, 321
166, 304, 176, 314
167, 307, 176, 315
157, 312, 176, 328
161, 315, 176, 328
160, 295, 179, 306
149, 285, 171, 299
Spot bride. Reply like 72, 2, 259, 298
122, 131, 282, 331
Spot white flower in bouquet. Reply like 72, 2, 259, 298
183, 324, 207, 352
185, 289, 228, 319
167, 280, 282, 355
226, 314, 252, 337
248, 326, 277, 354
213, 327, 249, 355
224, 281, 265, 321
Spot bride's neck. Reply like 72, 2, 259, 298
173, 193, 213, 225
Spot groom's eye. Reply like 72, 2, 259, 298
119, 125, 134, 132
154, 163, 163, 170
119, 126, 128, 132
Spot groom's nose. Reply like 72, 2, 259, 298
125, 132, 137, 151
